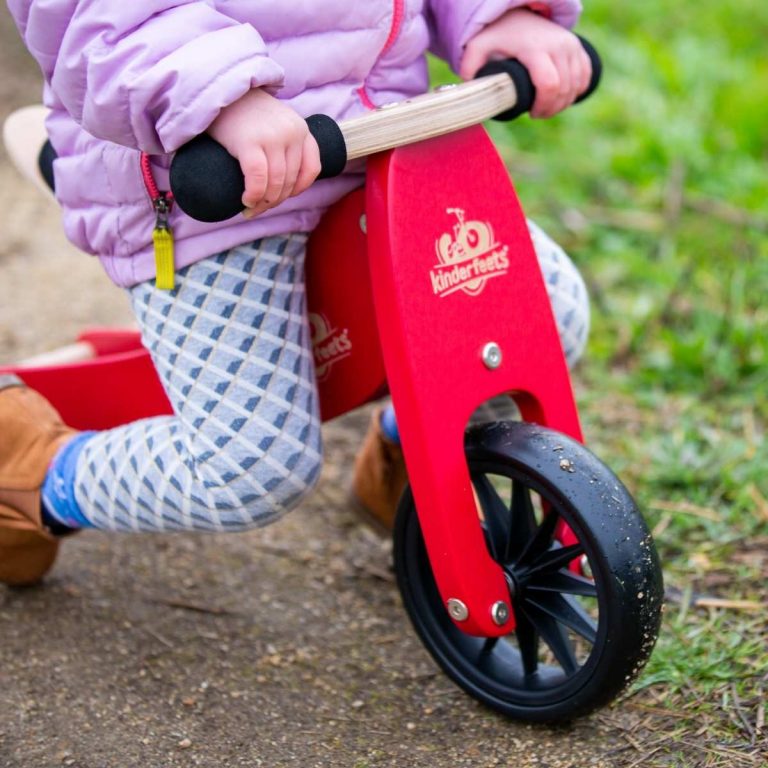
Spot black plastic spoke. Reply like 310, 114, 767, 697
526, 543, 584, 576
526, 592, 597, 644
480, 636, 500, 656
473, 474, 511, 563
522, 602, 579, 675
507, 479, 538, 561
526, 570, 598, 598
517, 508, 560, 567
514, 608, 540, 677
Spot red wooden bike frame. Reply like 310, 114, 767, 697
1, 125, 583, 637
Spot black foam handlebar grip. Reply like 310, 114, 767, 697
169, 113, 347, 223
475, 35, 602, 121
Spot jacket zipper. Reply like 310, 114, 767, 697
382, 0, 405, 55
357, 0, 405, 109
140, 152, 176, 291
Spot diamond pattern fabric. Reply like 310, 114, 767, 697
73, 236, 322, 532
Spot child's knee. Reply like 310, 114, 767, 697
526, 219, 591, 367
246, 439, 324, 526
550, 254, 590, 365
195, 426, 324, 531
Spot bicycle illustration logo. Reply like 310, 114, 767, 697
430, 208, 510, 298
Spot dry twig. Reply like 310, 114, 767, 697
147, 596, 242, 616
649, 498, 721, 521
730, 683, 757, 744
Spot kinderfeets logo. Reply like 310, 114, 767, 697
309, 312, 352, 382
430, 208, 510, 298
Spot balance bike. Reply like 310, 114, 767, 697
1, 40, 663, 722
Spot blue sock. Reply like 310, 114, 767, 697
41, 432, 97, 531
380, 404, 400, 444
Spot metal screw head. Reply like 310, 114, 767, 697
481, 342, 502, 370
447, 598, 469, 622
491, 600, 510, 626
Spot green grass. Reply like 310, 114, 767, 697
433, 0, 768, 762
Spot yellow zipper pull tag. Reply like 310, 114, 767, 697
153, 194, 175, 291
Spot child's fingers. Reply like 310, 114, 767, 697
548, 49, 578, 114
525, 54, 562, 118
277, 139, 304, 204
554, 38, 592, 109
240, 147, 269, 209
262, 147, 287, 208
458, 42, 488, 81
571, 45, 592, 98
294, 134, 322, 197
550, 45, 591, 113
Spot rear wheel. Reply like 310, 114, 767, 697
393, 421, 663, 722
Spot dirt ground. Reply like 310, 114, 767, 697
0, 15, 661, 768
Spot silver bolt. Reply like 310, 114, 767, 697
447, 598, 469, 622
481, 342, 502, 370
359, 214, 367, 234
491, 600, 510, 626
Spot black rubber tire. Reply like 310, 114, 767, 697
393, 421, 663, 723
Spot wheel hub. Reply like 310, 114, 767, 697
503, 569, 519, 601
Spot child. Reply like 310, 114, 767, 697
0, 0, 589, 585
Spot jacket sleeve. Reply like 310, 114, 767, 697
426, 0, 583, 72
6, 0, 285, 154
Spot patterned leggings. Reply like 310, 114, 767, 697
73, 225, 589, 533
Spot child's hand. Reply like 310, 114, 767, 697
459, 8, 591, 119
207, 89, 321, 219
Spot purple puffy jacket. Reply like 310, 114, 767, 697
7, 0, 581, 287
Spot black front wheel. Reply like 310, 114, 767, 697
393, 421, 663, 722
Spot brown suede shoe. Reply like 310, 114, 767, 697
350, 407, 408, 535
0, 375, 78, 585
